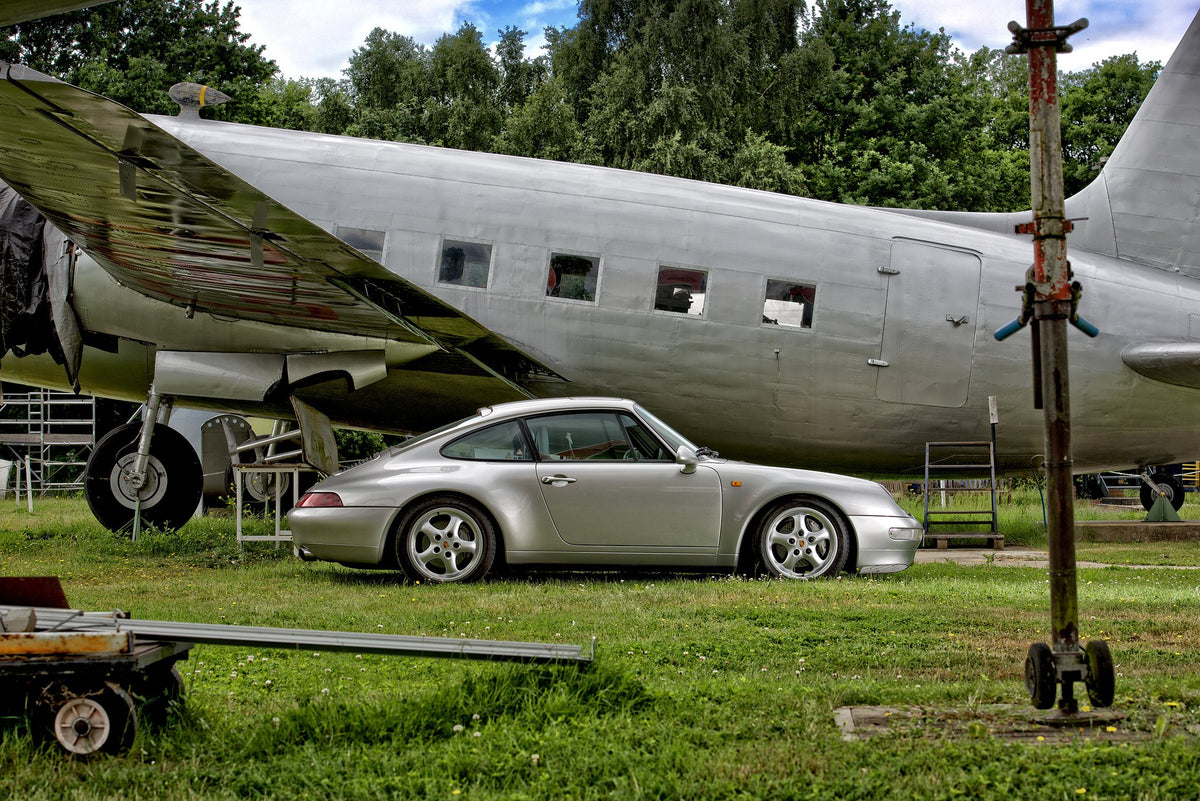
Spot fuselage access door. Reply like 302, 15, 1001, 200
874, 238, 982, 407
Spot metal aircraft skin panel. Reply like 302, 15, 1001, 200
0, 0, 115, 26
3, 14, 1200, 475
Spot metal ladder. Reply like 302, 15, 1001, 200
922, 441, 1003, 550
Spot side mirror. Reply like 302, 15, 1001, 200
675, 445, 699, 474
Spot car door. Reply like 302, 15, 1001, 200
527, 411, 722, 548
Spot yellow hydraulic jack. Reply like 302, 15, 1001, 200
996, 0, 1115, 716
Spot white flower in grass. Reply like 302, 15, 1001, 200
453, 724, 465, 733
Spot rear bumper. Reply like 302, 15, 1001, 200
287, 506, 397, 565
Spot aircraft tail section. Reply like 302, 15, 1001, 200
1066, 10, 1200, 274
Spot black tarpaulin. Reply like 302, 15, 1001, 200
0, 182, 66, 368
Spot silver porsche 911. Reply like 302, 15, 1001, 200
288, 397, 922, 583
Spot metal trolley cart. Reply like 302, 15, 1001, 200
0, 617, 191, 755
2, 577, 592, 757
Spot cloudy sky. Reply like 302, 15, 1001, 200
234, 0, 1198, 81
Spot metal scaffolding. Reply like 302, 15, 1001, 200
0, 386, 96, 494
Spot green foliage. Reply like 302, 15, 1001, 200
333, 428, 389, 464
0, 0, 1164, 211
0, 0, 276, 119
1061, 53, 1161, 195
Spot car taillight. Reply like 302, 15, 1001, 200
297, 492, 343, 508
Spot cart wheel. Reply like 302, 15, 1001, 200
1025, 642, 1056, 710
135, 665, 186, 726
1084, 640, 1116, 708
49, 686, 137, 756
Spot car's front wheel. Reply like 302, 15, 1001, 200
756, 497, 850, 579
395, 495, 497, 583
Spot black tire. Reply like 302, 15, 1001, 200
394, 495, 496, 584
133, 664, 185, 727
85, 422, 203, 533
45, 685, 137, 756
1139, 471, 1185, 512
1084, 640, 1116, 708
1025, 642, 1056, 710
756, 497, 851, 580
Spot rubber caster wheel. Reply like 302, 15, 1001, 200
48, 685, 137, 756
1084, 640, 1116, 708
1025, 642, 1056, 710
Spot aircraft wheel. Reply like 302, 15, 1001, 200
44, 684, 137, 756
756, 497, 851, 580
1139, 471, 1185, 512
395, 495, 496, 583
1084, 640, 1116, 708
1025, 642, 1056, 710
85, 422, 203, 533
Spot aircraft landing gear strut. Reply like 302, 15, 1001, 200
84, 387, 202, 536
1006, 3, 1116, 718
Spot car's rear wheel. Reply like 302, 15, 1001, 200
756, 497, 850, 579
395, 495, 496, 584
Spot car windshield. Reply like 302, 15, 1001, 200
633, 404, 699, 454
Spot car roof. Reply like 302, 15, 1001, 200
477, 396, 639, 420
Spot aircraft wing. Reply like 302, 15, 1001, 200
0, 1, 116, 26
0, 61, 559, 389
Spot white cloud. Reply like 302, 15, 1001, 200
238, 0, 474, 79
240, 0, 1199, 81
892, 0, 1196, 68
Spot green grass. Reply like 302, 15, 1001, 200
1, 496, 1199, 799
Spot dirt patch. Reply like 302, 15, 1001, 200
833, 704, 1193, 744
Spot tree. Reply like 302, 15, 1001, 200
0, 0, 276, 121
424, 23, 502, 151
495, 76, 590, 162
1060, 54, 1160, 195
496, 26, 544, 111
794, 0, 994, 210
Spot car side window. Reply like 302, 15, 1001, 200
441, 421, 530, 461
620, 414, 672, 460
526, 412, 633, 461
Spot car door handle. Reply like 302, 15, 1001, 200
541, 475, 577, 484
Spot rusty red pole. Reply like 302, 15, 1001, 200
1022, 0, 1084, 713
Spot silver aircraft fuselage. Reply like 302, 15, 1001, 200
6, 111, 1199, 475
7, 9, 1200, 477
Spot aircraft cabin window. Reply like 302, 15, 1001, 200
655, 266, 707, 316
762, 279, 816, 328
439, 239, 492, 288
336, 226, 386, 262
547, 253, 600, 302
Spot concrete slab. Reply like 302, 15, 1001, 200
913, 546, 1200, 569
914, 548, 1049, 567
1075, 519, 1200, 542
832, 704, 1161, 744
